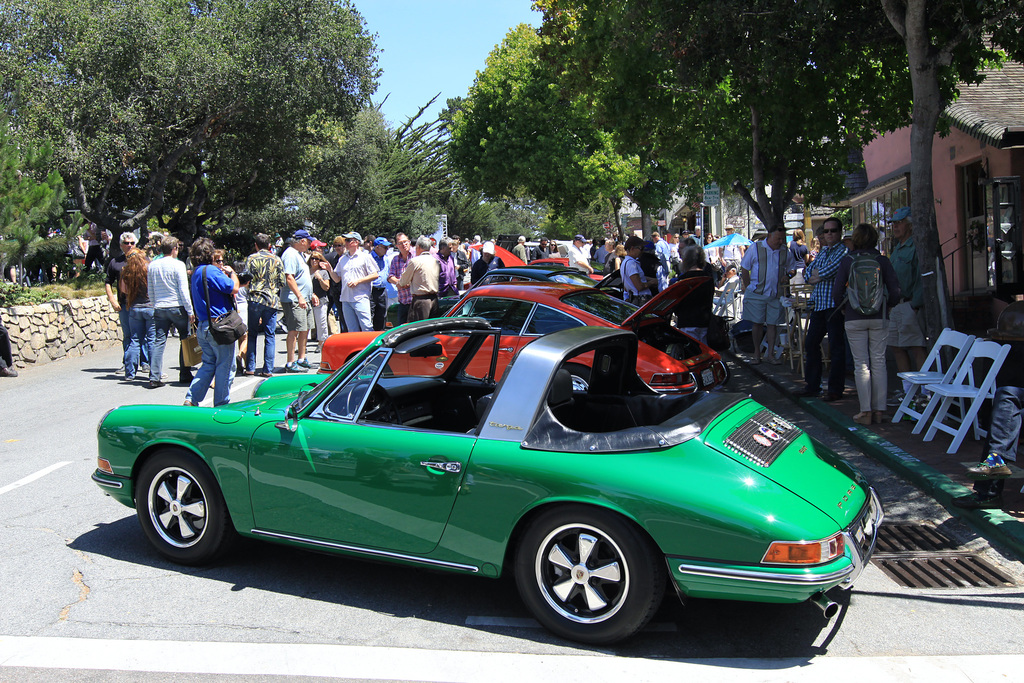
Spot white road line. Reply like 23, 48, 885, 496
0, 462, 71, 497
196, 376, 259, 407
0, 636, 1021, 682
466, 616, 677, 632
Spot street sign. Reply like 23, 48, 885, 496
703, 183, 720, 207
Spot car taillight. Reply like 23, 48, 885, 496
650, 372, 696, 388
318, 361, 332, 373
762, 533, 845, 565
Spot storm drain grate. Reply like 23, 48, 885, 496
872, 554, 1016, 589
870, 523, 1016, 589
874, 523, 960, 553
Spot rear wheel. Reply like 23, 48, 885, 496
515, 505, 665, 644
135, 449, 235, 565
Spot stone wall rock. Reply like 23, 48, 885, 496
1, 296, 121, 371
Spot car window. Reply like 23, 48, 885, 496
525, 305, 585, 336
560, 290, 637, 324
453, 297, 532, 335
321, 351, 387, 420
550, 271, 596, 287
478, 274, 512, 286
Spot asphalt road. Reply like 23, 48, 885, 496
1, 343, 1022, 681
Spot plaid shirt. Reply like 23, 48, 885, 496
806, 242, 848, 311
388, 252, 412, 304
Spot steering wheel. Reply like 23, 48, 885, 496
345, 379, 373, 416
362, 387, 399, 423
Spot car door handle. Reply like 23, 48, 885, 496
420, 460, 462, 474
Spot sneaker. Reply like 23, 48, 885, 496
966, 460, 1012, 480
0, 366, 17, 378
284, 362, 303, 373
256, 370, 273, 378
952, 493, 1003, 510
296, 358, 312, 369
887, 391, 906, 407
148, 380, 165, 389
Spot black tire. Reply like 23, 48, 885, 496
564, 363, 592, 393
135, 448, 236, 566
515, 505, 666, 644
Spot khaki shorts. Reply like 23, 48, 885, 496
887, 301, 926, 348
281, 301, 314, 332
742, 290, 785, 326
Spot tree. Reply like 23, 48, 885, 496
537, 0, 912, 231
880, 0, 1024, 338
450, 24, 646, 219
0, 114, 65, 281
0, 0, 379, 244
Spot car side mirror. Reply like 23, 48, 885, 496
276, 403, 298, 433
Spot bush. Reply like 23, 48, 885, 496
0, 276, 106, 307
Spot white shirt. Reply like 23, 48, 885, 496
621, 255, 648, 299
568, 243, 589, 272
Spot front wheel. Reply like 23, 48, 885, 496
135, 449, 235, 565
515, 506, 665, 644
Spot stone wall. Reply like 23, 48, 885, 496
1, 296, 122, 369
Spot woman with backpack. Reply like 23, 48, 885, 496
833, 223, 901, 425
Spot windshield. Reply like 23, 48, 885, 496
550, 271, 597, 287
560, 290, 637, 325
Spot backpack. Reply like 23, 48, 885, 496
846, 252, 886, 316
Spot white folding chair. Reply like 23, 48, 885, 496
921, 340, 1011, 454
714, 279, 740, 318
891, 328, 976, 430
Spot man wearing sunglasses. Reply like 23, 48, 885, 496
798, 216, 849, 399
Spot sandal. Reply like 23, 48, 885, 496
852, 412, 873, 426
873, 411, 887, 424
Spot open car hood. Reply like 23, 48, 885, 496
621, 276, 711, 330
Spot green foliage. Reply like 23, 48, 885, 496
0, 276, 104, 306
537, 0, 913, 229
0, 113, 67, 275
0, 0, 379, 243
450, 24, 646, 216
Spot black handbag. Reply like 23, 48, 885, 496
201, 266, 247, 345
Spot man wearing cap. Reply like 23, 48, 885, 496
435, 238, 459, 297
513, 235, 528, 263
327, 231, 378, 332
569, 235, 593, 274
740, 226, 799, 365
369, 237, 392, 330
887, 207, 926, 400
471, 241, 504, 284
388, 232, 414, 326
281, 228, 317, 372
398, 235, 441, 321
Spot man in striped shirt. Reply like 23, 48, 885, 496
797, 217, 848, 400
387, 233, 414, 326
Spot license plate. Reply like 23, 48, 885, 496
701, 368, 714, 386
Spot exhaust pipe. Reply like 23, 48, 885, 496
810, 591, 840, 619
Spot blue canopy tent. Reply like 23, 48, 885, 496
704, 233, 753, 250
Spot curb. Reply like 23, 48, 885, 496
725, 350, 1024, 561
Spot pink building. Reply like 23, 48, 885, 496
846, 61, 1024, 330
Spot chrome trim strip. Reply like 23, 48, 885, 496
841, 487, 884, 587
676, 562, 854, 586
91, 472, 124, 489
250, 529, 479, 573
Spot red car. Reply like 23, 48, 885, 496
320, 280, 728, 394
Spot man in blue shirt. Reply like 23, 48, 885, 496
369, 237, 392, 331
797, 217, 848, 399
281, 228, 318, 372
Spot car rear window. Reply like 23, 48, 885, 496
560, 290, 637, 325
550, 271, 596, 287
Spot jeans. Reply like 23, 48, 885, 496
845, 318, 888, 412
117, 307, 131, 354
342, 298, 374, 332
186, 321, 235, 406
804, 308, 846, 395
125, 306, 154, 379
152, 307, 190, 382
395, 302, 410, 327
974, 386, 1024, 499
246, 302, 278, 375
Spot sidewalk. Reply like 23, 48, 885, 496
727, 350, 1024, 561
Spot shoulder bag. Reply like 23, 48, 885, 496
202, 266, 247, 345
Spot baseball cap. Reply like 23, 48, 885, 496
293, 228, 314, 241
482, 241, 496, 255
373, 237, 391, 247
574, 234, 587, 243
342, 231, 362, 242
888, 207, 911, 222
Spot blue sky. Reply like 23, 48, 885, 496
356, 1, 541, 126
